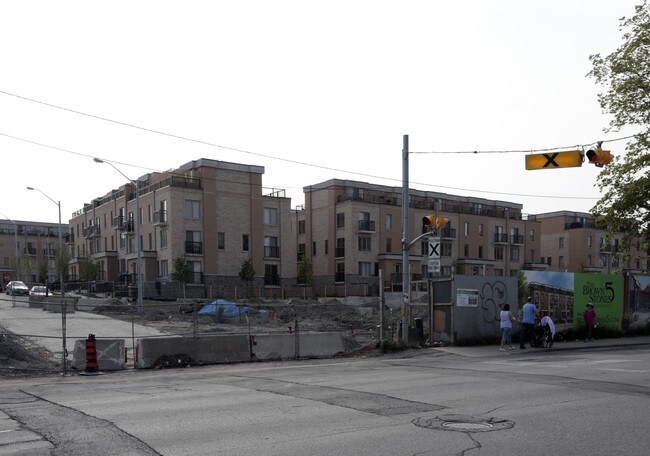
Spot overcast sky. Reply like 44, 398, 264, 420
0, 0, 641, 226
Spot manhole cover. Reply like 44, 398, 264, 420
414, 414, 514, 433
442, 422, 494, 431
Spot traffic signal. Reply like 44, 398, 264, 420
422, 215, 448, 228
586, 147, 613, 167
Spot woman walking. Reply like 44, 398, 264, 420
499, 304, 517, 351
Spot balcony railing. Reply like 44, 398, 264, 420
112, 216, 124, 229
83, 225, 101, 238
153, 210, 167, 225
510, 234, 524, 245
494, 233, 508, 244
358, 220, 375, 232
185, 241, 203, 255
264, 246, 280, 258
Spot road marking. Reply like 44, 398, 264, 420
598, 368, 648, 373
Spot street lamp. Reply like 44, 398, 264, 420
94, 158, 143, 313
26, 187, 64, 296
0, 211, 18, 282
26, 186, 67, 375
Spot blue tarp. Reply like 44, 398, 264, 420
198, 299, 268, 317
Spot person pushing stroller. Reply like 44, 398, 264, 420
519, 297, 539, 349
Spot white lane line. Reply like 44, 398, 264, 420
598, 368, 648, 373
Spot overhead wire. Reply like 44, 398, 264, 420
1, 89, 635, 202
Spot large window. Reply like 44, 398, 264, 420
264, 264, 279, 286
217, 232, 225, 250
186, 231, 202, 254
184, 200, 201, 219
264, 207, 278, 226
159, 260, 168, 278
336, 213, 345, 229
358, 262, 372, 277
358, 236, 371, 252
160, 229, 168, 248
264, 236, 279, 258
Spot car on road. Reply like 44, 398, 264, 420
6, 281, 29, 296
29, 285, 52, 297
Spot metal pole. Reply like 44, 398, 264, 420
379, 269, 384, 340
135, 183, 143, 313
401, 134, 410, 341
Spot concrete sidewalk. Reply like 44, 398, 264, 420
431, 336, 650, 358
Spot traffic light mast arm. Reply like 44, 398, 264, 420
404, 231, 431, 251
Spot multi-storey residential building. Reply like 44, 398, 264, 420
0, 219, 69, 287
535, 211, 649, 274
297, 179, 546, 289
68, 159, 296, 295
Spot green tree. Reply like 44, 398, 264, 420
297, 255, 313, 286
37, 257, 49, 284
517, 270, 529, 306
588, 1, 650, 259
172, 257, 189, 299
238, 258, 256, 281
79, 254, 99, 282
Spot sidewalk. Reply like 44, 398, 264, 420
431, 336, 650, 358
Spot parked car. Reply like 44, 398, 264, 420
6, 281, 29, 296
29, 285, 52, 297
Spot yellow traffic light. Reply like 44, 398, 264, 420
422, 215, 448, 228
586, 147, 613, 167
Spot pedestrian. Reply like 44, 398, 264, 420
584, 303, 597, 342
499, 303, 517, 351
519, 297, 538, 349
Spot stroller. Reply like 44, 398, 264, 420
531, 316, 555, 348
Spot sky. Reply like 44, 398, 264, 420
0, 0, 642, 225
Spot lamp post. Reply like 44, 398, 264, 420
26, 187, 64, 295
94, 158, 143, 313
26, 186, 67, 375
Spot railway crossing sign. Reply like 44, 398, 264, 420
428, 236, 441, 274
525, 150, 583, 170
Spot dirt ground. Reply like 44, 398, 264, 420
1, 299, 405, 377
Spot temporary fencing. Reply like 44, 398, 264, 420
0, 292, 436, 376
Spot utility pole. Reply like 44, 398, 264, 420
401, 134, 410, 341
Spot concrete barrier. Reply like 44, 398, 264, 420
135, 334, 250, 369
251, 332, 345, 360
42, 297, 78, 314
71, 338, 126, 371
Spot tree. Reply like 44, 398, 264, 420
172, 257, 189, 299
297, 255, 313, 286
238, 258, 256, 281
517, 270, 529, 307
587, 1, 650, 260
79, 254, 99, 282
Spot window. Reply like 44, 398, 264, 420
386, 238, 392, 253
510, 247, 520, 261
336, 213, 345, 229
441, 243, 452, 257
386, 214, 392, 230
529, 229, 535, 242
160, 229, 168, 248
464, 222, 469, 236
159, 260, 168, 278
358, 262, 372, 277
186, 260, 202, 284
494, 268, 504, 277
218, 232, 225, 250
324, 239, 328, 255
463, 244, 469, 257
421, 240, 427, 255
478, 245, 483, 259
298, 220, 305, 234
587, 235, 592, 247
264, 264, 279, 286
264, 207, 278, 226
298, 243, 306, 259
547, 256, 552, 266
335, 262, 345, 282
336, 238, 345, 257
242, 234, 249, 251
264, 236, 279, 258
559, 237, 564, 249
312, 241, 317, 256
184, 200, 201, 219
186, 231, 202, 254
478, 224, 484, 237
358, 236, 371, 251
559, 256, 565, 269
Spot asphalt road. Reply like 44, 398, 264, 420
1, 339, 649, 456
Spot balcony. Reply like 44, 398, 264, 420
120, 220, 135, 233
112, 215, 124, 229
510, 234, 524, 245
153, 210, 167, 226
83, 225, 101, 238
264, 246, 280, 258
494, 233, 508, 244
185, 241, 203, 255
358, 220, 375, 232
